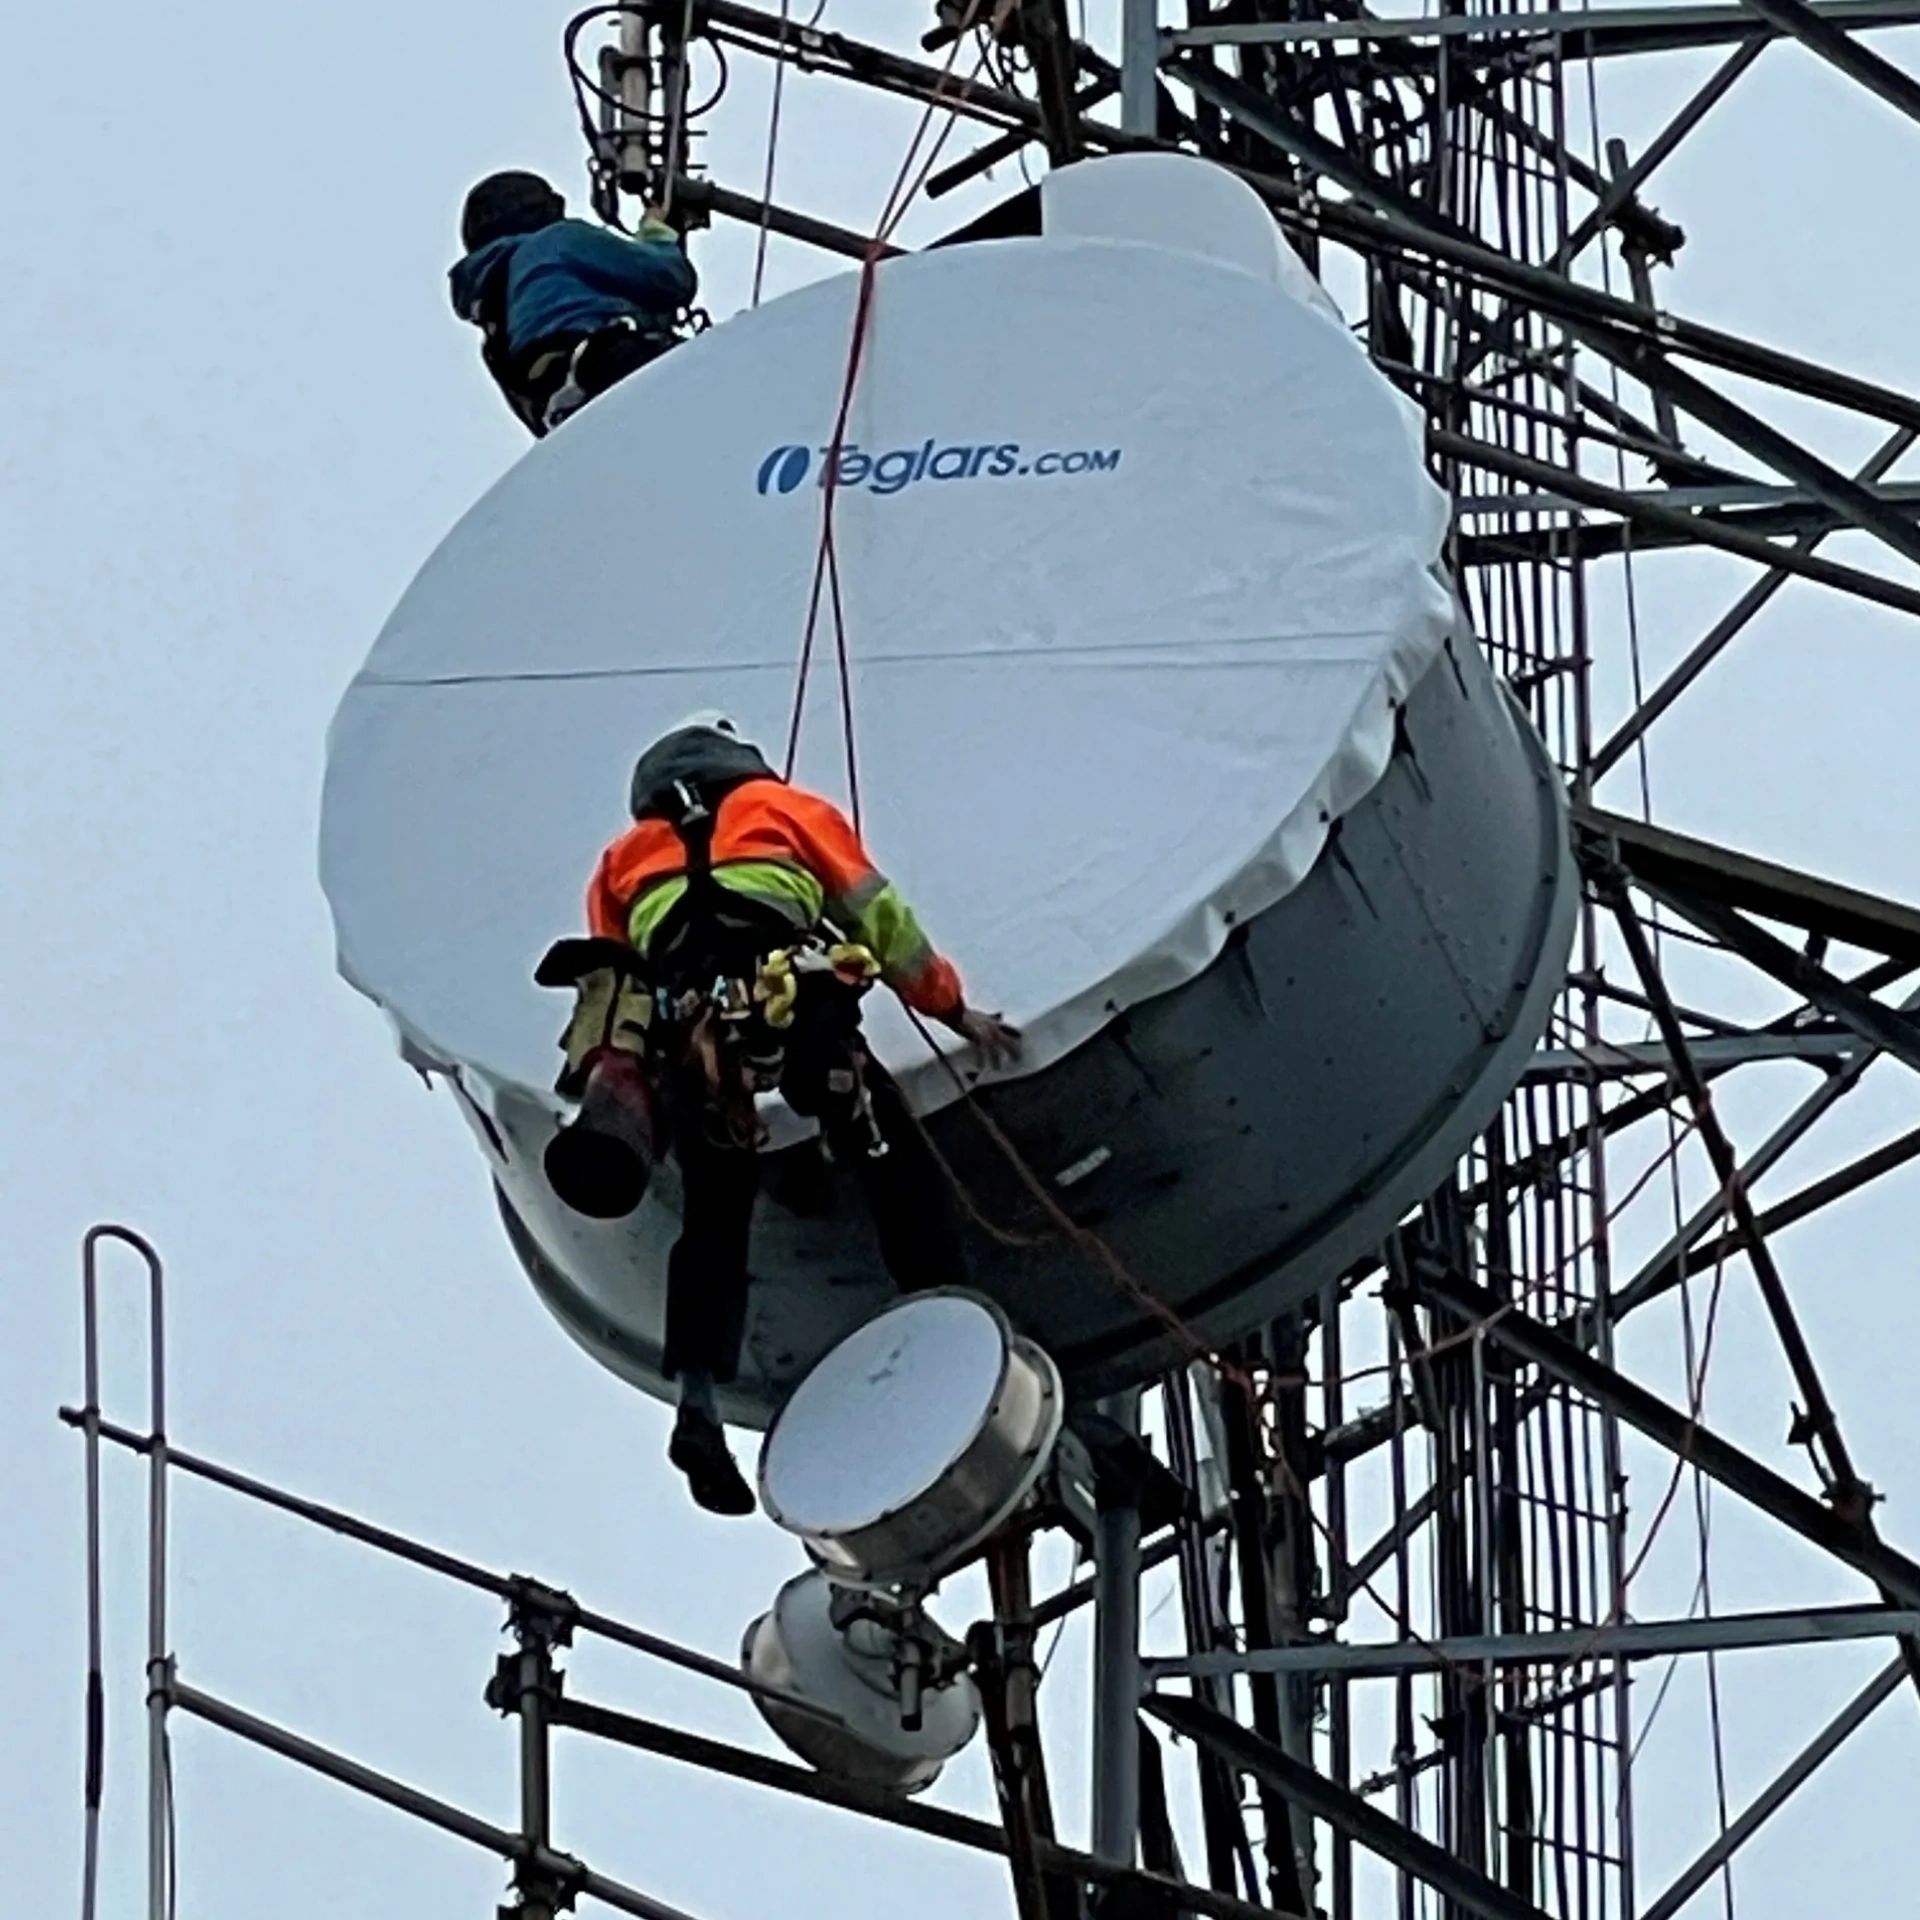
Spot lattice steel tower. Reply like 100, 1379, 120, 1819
73, 6, 1920, 1920
580, 3, 1920, 1916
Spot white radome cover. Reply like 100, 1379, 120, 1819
319, 161, 1454, 1138
760, 1294, 1009, 1534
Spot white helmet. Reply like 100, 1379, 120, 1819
666, 709, 756, 750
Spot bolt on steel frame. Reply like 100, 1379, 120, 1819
71, 3, 1920, 1916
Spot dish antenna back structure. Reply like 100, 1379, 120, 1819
72, 6, 1920, 1920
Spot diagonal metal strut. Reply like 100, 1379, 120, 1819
1147, 1695, 1557, 1920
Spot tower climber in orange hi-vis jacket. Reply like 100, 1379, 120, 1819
536, 711, 1021, 1516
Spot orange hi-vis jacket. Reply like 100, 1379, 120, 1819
587, 777, 965, 1020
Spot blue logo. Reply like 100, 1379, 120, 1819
756, 444, 813, 495
753, 437, 1122, 499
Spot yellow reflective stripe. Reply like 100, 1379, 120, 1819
835, 877, 935, 988
626, 861, 824, 953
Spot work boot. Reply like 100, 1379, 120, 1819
669, 1407, 756, 1516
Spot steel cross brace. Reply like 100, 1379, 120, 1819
1640, 882, 1920, 1079
1577, 805, 1920, 967
1573, 327, 1920, 572
1604, 882, 1876, 1512
550, 1692, 1297, 1920
1411, 1266, 1920, 1698
1160, 58, 1920, 609
1552, 41, 1760, 270
1193, 93, 1920, 581
1171, 0, 1920, 54
1736, 0, 1920, 126
1606, 1033, 1917, 1325
1542, 938, 1920, 1343
691, 14, 1920, 456
1163, 55, 1920, 439
1337, 971, 1911, 1430
1146, 1695, 1557, 1920
1459, 455, 1920, 560
1588, 424, 1917, 779
1143, 1602, 1920, 1678
1677, 1123, 1920, 1288
1482, 225, 1920, 574
1436, 429, 1920, 620
1525, 1031, 1857, 1079
685, 7, 1920, 447
1639, 1653, 1908, 1920
1458, 441, 1920, 566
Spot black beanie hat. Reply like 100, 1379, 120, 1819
461, 170, 566, 251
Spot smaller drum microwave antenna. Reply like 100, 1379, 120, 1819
740, 1292, 1071, 1792
758, 1292, 1066, 1591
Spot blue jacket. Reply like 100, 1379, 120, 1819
448, 218, 697, 360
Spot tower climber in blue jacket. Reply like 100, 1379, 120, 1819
450, 170, 699, 437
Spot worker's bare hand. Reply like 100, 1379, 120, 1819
952, 1007, 1023, 1066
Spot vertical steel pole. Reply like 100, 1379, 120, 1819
619, 6, 656, 208
490, 1584, 574, 1920
80, 1226, 169, 1920
1267, 1313, 1320, 1901
519, 1647, 554, 1879
512, 1644, 557, 1920
1168, 1366, 1260, 1897
979, 1534, 1072, 1920
1321, 1280, 1355, 1920
1091, 1389, 1143, 1866
80, 1249, 106, 1920
1120, 0, 1158, 135
147, 1272, 170, 1920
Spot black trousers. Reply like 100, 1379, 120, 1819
660, 984, 966, 1384
572, 325, 669, 398
517, 325, 674, 435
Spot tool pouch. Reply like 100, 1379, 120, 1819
535, 937, 658, 1218
536, 937, 654, 1097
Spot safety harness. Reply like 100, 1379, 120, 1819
646, 777, 802, 991
473, 273, 687, 437
539, 776, 889, 1173
526, 316, 680, 435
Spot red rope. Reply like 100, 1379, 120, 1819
776, 5, 1398, 1484
781, 0, 1011, 829
762, 23, 1490, 1689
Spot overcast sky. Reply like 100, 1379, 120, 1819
9, 5, 1920, 1917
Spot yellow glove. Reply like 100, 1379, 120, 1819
827, 943, 880, 988
754, 950, 800, 1029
